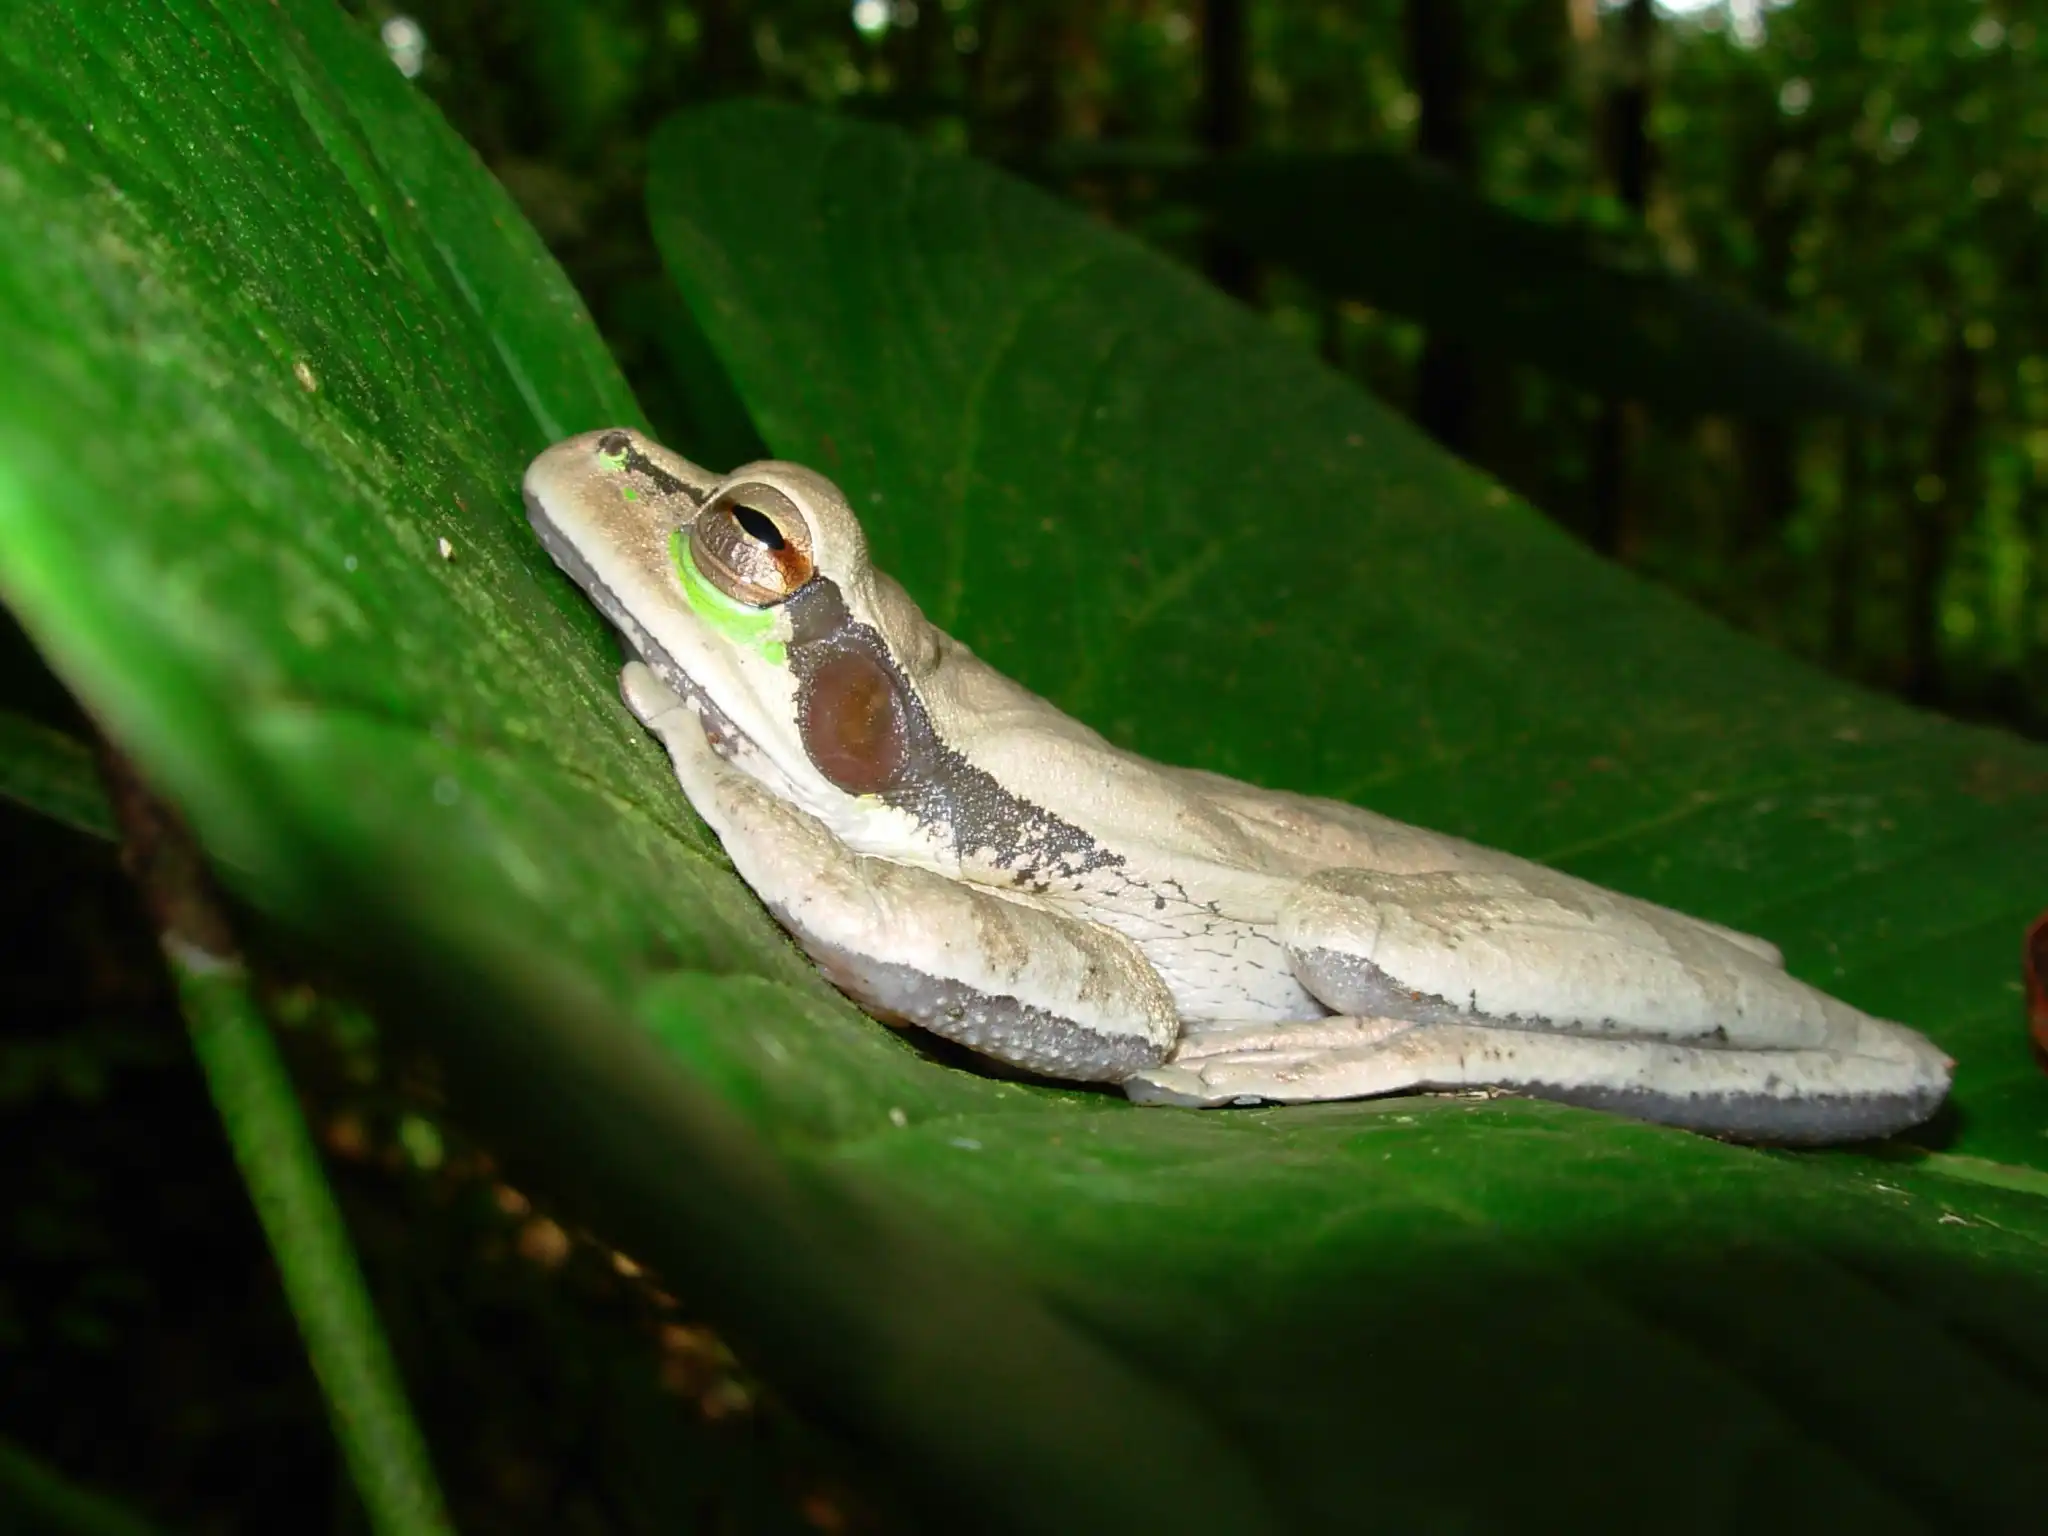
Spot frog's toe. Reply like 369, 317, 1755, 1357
1125, 1017, 1423, 1108
1122, 1063, 1254, 1108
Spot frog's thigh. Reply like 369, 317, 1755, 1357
621, 663, 1177, 1081
1281, 865, 1872, 1051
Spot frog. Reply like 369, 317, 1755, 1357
523, 428, 1953, 1143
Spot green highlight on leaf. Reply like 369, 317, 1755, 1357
1913, 1152, 2048, 1201
0, 709, 113, 841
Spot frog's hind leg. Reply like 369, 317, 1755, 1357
1123, 866, 1951, 1143
1128, 1016, 1946, 1142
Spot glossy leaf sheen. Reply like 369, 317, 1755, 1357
648, 102, 2048, 1525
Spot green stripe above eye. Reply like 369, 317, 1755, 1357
670, 528, 788, 666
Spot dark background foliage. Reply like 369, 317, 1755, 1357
2, 2, 2042, 1532
373, 0, 2046, 733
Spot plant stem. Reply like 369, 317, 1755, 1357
92, 741, 454, 1536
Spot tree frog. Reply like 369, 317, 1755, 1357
524, 429, 1952, 1143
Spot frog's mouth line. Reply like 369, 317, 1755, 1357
524, 495, 756, 762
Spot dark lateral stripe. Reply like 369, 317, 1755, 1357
597, 429, 705, 504
783, 576, 1124, 890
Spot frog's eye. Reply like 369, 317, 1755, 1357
689, 485, 815, 606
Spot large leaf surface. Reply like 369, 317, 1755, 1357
1191, 150, 1892, 418
646, 102, 2048, 1526
1045, 144, 1891, 419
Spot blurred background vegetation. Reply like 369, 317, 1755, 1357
366, 0, 2047, 734
4, 1, 2040, 1530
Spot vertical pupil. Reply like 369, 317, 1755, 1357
734, 505, 784, 549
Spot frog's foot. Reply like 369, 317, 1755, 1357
1125, 1015, 1950, 1142
1124, 866, 1952, 1141
620, 661, 1179, 1081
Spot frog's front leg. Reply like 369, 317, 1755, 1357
1127, 867, 1952, 1142
620, 662, 1178, 1080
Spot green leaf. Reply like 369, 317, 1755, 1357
646, 101, 2048, 1524
0, 711, 111, 841
0, 1433, 167, 1536
1133, 147, 1894, 419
